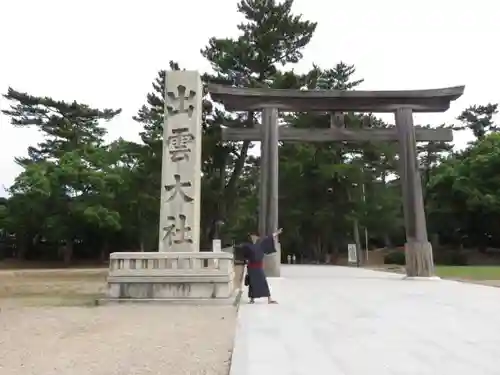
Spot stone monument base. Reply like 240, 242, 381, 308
403, 276, 441, 281
103, 252, 235, 303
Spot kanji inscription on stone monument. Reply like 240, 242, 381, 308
167, 127, 195, 162
166, 85, 196, 118
162, 214, 193, 246
164, 174, 194, 203
159, 71, 202, 252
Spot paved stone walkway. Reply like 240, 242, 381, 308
230, 265, 500, 375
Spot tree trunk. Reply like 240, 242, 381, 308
17, 235, 28, 260
225, 142, 251, 213
223, 110, 254, 213
384, 234, 393, 248
100, 240, 110, 262
137, 206, 144, 252
405, 241, 434, 277
431, 233, 440, 249
353, 218, 362, 266
63, 241, 73, 266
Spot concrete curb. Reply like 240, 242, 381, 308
227, 266, 247, 375
233, 265, 247, 310
403, 276, 441, 281
96, 292, 239, 306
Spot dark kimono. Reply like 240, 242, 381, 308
240, 235, 276, 299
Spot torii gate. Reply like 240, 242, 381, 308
209, 85, 465, 278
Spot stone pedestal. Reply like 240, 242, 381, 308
106, 252, 234, 301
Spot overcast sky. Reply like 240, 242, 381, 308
0, 0, 498, 196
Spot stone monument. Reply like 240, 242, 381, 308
104, 71, 234, 302
159, 71, 202, 253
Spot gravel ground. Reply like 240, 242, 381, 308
0, 305, 237, 375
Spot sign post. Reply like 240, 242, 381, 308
348, 243, 358, 266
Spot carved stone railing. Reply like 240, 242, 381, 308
106, 252, 234, 300
108, 252, 233, 276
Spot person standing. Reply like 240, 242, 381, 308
240, 228, 282, 304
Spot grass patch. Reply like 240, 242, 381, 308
435, 266, 500, 280
0, 268, 107, 307
370, 265, 500, 281
1, 264, 244, 306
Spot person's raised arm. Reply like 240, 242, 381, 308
260, 228, 283, 254
272, 228, 283, 237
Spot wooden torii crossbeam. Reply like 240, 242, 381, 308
221, 125, 452, 142
209, 85, 464, 112
208, 84, 465, 278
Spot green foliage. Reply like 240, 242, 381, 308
2, 88, 120, 164
427, 133, 500, 248
455, 103, 498, 140
2, 88, 122, 262
197, 0, 319, 246
202, 0, 316, 85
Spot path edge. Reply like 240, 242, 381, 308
227, 264, 247, 375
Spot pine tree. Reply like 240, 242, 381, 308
2, 88, 122, 263
2, 88, 120, 165
202, 0, 317, 86
312, 62, 364, 90
133, 61, 183, 146
456, 103, 498, 140
199, 0, 317, 244
132, 0, 317, 245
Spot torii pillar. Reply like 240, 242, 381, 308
259, 107, 281, 277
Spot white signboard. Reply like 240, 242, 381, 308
347, 244, 358, 264
212, 239, 222, 253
